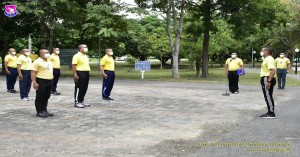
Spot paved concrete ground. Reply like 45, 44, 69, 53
0, 76, 299, 157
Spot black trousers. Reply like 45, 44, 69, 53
51, 69, 60, 92
35, 78, 52, 113
102, 70, 115, 98
19, 70, 32, 99
228, 71, 239, 93
276, 68, 287, 89
74, 71, 89, 103
6, 67, 18, 90
261, 77, 276, 114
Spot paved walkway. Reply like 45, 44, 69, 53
0, 77, 299, 157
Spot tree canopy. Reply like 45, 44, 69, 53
1, 0, 300, 77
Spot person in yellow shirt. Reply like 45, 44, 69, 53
100, 48, 115, 101
29, 51, 39, 62
224, 53, 244, 94
275, 53, 291, 90
31, 49, 54, 118
72, 44, 91, 108
4, 48, 18, 93
259, 47, 276, 119
17, 49, 32, 101
16, 50, 22, 57
49, 48, 61, 95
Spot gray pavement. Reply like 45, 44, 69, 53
0, 76, 299, 157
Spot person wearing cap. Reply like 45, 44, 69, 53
275, 53, 291, 90
29, 51, 39, 62
100, 48, 115, 101
259, 47, 276, 119
49, 48, 61, 95
72, 44, 91, 108
17, 49, 32, 101
224, 52, 244, 94
31, 49, 54, 118
4, 48, 19, 93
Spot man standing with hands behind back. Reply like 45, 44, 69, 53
260, 47, 276, 119
275, 53, 291, 90
100, 48, 115, 101
224, 52, 244, 94
31, 49, 54, 118
4, 48, 18, 93
49, 48, 61, 95
72, 44, 91, 108
17, 49, 32, 101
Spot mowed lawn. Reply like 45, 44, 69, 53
59, 59, 300, 86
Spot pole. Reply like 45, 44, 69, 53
28, 34, 32, 53
296, 57, 298, 75
251, 47, 254, 68
98, 35, 101, 76
141, 70, 145, 79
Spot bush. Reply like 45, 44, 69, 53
125, 54, 137, 65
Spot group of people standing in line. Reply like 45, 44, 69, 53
4, 44, 115, 118
4, 45, 292, 119
225, 47, 291, 119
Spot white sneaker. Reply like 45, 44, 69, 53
82, 101, 91, 107
26, 97, 33, 100
22, 98, 29, 101
75, 103, 85, 108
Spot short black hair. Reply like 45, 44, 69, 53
263, 47, 273, 54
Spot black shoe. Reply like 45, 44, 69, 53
43, 111, 54, 117
7, 89, 15, 93
36, 112, 48, 118
107, 97, 114, 101
52, 91, 61, 95
12, 89, 19, 93
102, 97, 110, 101
278, 87, 282, 89
260, 113, 276, 119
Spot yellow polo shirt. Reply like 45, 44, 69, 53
32, 58, 54, 80
17, 55, 32, 70
49, 53, 61, 69
100, 55, 115, 71
4, 54, 17, 68
72, 52, 91, 71
29, 53, 39, 62
261, 56, 276, 77
225, 58, 243, 71
275, 57, 290, 69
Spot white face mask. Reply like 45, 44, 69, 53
109, 51, 114, 56
25, 52, 30, 56
280, 55, 284, 58
231, 55, 236, 59
56, 51, 60, 54
83, 48, 88, 53
12, 51, 16, 55
44, 53, 51, 59
260, 51, 264, 56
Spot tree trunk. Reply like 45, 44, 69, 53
1, 41, 9, 73
48, 11, 55, 52
201, 0, 211, 78
196, 57, 201, 77
172, 0, 185, 78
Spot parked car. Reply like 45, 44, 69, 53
116, 56, 128, 61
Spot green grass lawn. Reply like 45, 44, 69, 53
59, 60, 300, 86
